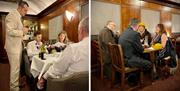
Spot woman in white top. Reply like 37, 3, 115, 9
53, 31, 69, 47
27, 31, 43, 60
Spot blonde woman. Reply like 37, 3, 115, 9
53, 31, 69, 47
51, 31, 70, 52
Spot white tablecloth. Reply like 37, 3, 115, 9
30, 53, 62, 79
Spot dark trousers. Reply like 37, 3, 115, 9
126, 56, 152, 71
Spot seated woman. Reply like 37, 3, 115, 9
27, 31, 43, 60
151, 24, 177, 69
50, 31, 70, 52
53, 31, 69, 47
137, 22, 152, 47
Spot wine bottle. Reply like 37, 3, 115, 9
39, 44, 46, 60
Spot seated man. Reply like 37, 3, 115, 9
118, 18, 152, 71
27, 31, 43, 60
99, 21, 117, 79
37, 17, 89, 89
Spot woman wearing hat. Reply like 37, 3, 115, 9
137, 22, 152, 47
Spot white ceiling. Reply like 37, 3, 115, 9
0, 0, 57, 15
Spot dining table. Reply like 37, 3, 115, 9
30, 52, 62, 79
144, 47, 162, 79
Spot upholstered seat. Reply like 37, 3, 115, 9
47, 71, 88, 91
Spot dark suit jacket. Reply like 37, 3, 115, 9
118, 27, 144, 60
99, 27, 116, 64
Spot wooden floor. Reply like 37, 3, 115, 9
91, 59, 180, 91
0, 61, 31, 91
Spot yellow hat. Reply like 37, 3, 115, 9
138, 22, 146, 27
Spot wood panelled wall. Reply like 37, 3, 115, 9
121, 5, 140, 31
0, 16, 2, 46
0, 15, 8, 62
95, 0, 180, 34
0, 15, 6, 46
160, 11, 172, 34
38, 0, 88, 42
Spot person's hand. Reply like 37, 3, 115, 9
143, 45, 148, 48
37, 77, 45, 89
22, 27, 29, 35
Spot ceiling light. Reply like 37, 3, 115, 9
65, 10, 74, 21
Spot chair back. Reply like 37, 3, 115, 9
108, 43, 125, 70
21, 48, 31, 78
91, 40, 103, 64
47, 71, 88, 91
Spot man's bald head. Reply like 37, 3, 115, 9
106, 21, 116, 31
78, 17, 89, 41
